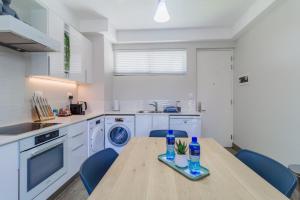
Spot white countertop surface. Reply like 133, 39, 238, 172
0, 111, 201, 147
0, 112, 104, 147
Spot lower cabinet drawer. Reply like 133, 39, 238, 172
69, 130, 86, 150
68, 142, 87, 177
67, 121, 88, 178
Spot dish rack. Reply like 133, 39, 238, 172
31, 95, 55, 122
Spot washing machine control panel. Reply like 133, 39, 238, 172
115, 118, 124, 122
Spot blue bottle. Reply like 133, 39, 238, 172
166, 130, 175, 161
189, 137, 201, 175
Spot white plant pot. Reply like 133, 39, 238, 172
175, 154, 188, 168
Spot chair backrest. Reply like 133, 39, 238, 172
80, 148, 118, 195
236, 150, 297, 198
149, 130, 188, 138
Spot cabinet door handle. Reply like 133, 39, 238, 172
72, 132, 84, 139
72, 144, 84, 152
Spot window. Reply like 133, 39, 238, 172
114, 49, 187, 75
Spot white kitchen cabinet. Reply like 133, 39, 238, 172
28, 10, 93, 84
0, 142, 19, 200
135, 115, 153, 137
68, 26, 93, 83
152, 115, 169, 130
135, 115, 169, 137
170, 116, 202, 138
28, 10, 65, 78
66, 121, 88, 179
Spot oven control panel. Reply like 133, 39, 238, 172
19, 129, 66, 152
35, 130, 59, 145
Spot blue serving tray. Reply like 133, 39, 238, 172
158, 154, 210, 181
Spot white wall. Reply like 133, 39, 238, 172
234, 0, 300, 165
78, 35, 105, 113
0, 47, 30, 125
113, 41, 234, 111
103, 38, 114, 111
0, 46, 78, 127
78, 34, 114, 113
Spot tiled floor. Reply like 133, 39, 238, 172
50, 148, 300, 200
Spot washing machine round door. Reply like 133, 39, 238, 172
108, 125, 131, 147
91, 126, 104, 153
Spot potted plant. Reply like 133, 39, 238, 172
175, 140, 188, 168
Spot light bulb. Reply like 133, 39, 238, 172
154, 0, 170, 23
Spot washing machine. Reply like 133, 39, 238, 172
88, 116, 105, 157
105, 115, 135, 153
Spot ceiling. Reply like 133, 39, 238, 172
60, 0, 257, 30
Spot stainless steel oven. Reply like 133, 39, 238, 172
19, 129, 68, 200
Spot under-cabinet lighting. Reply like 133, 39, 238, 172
28, 76, 77, 88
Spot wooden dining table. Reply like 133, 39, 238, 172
88, 137, 288, 200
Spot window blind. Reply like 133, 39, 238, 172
114, 49, 187, 75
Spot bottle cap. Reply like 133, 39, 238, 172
192, 137, 197, 143
168, 130, 174, 135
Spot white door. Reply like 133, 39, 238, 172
197, 50, 233, 147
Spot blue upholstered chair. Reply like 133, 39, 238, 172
149, 130, 188, 138
236, 149, 297, 198
80, 148, 118, 195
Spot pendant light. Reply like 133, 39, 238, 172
154, 0, 170, 23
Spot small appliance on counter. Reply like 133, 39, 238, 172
70, 101, 88, 115
112, 100, 120, 111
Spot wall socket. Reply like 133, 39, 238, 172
34, 91, 43, 97
238, 75, 249, 85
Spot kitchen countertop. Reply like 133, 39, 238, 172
0, 112, 104, 147
0, 111, 201, 147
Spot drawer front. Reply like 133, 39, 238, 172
68, 139, 87, 177
69, 130, 86, 150
68, 121, 87, 138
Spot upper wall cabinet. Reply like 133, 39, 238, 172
0, 0, 60, 52
27, 10, 93, 84
66, 26, 93, 83
28, 11, 65, 78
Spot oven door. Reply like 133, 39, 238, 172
20, 136, 67, 200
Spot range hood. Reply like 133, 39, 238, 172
0, 15, 60, 52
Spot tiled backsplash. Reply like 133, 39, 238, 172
0, 47, 78, 127
0, 48, 30, 126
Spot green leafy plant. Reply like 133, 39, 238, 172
175, 140, 187, 155
64, 31, 70, 72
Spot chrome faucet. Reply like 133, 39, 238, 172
149, 101, 158, 112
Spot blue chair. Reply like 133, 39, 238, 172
149, 130, 188, 138
236, 149, 297, 198
80, 148, 118, 195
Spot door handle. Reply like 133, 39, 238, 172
198, 102, 207, 112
